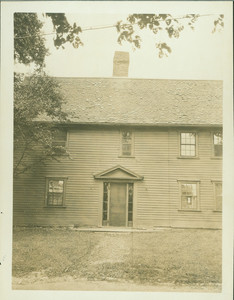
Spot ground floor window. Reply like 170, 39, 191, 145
46, 178, 67, 207
214, 182, 222, 211
179, 181, 199, 210
103, 182, 133, 226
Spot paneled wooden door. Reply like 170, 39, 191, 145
109, 183, 127, 226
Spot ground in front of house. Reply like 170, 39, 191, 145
12, 227, 222, 292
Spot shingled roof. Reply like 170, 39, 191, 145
54, 77, 222, 126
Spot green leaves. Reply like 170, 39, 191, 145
14, 13, 48, 67
46, 13, 83, 49
116, 14, 187, 56
14, 13, 83, 67
116, 13, 223, 58
212, 14, 224, 33
14, 13, 81, 176
14, 72, 68, 176
156, 43, 172, 58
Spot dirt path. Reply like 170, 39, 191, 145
12, 229, 222, 292
89, 232, 133, 265
12, 276, 222, 292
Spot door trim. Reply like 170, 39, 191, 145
102, 181, 134, 227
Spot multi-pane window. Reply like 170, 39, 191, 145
46, 178, 66, 206
122, 131, 133, 156
180, 182, 198, 210
128, 183, 133, 222
180, 133, 196, 157
213, 132, 223, 157
52, 129, 67, 154
214, 182, 222, 211
103, 182, 109, 221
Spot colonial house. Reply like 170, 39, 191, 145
13, 52, 223, 229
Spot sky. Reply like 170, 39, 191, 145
14, 12, 225, 80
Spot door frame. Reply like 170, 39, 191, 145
100, 180, 135, 227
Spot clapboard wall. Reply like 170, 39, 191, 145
13, 126, 222, 228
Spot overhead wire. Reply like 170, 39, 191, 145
14, 14, 219, 40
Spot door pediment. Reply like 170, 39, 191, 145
94, 165, 143, 181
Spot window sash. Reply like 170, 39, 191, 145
103, 182, 109, 221
213, 133, 223, 157
214, 182, 222, 211
52, 129, 67, 149
121, 131, 133, 156
128, 183, 133, 222
46, 178, 66, 206
180, 133, 196, 157
122, 143, 132, 156
180, 182, 199, 210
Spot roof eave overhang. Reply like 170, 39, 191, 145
34, 121, 223, 128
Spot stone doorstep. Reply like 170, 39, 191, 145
70, 226, 172, 232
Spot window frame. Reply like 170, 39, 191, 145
45, 177, 68, 207
52, 128, 69, 155
178, 180, 200, 211
178, 131, 198, 158
119, 130, 135, 157
212, 131, 223, 158
212, 181, 222, 212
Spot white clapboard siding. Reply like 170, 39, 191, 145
13, 127, 222, 228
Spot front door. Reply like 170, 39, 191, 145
109, 183, 127, 226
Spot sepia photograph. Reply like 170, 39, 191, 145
0, 1, 233, 299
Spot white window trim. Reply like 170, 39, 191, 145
178, 131, 199, 159
212, 180, 222, 212
52, 128, 69, 153
178, 180, 200, 211
45, 177, 68, 207
119, 130, 135, 157
211, 131, 223, 159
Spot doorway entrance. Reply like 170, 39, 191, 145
102, 182, 133, 227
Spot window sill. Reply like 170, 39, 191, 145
44, 206, 67, 208
178, 209, 201, 212
210, 157, 222, 160
213, 210, 222, 212
118, 155, 135, 158
177, 156, 199, 159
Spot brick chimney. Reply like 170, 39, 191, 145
113, 51, 129, 77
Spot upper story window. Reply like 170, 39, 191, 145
180, 132, 196, 157
46, 178, 67, 207
179, 181, 199, 211
213, 132, 222, 157
121, 131, 133, 156
52, 129, 67, 154
52, 129, 67, 147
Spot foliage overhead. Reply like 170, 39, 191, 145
45, 13, 83, 49
116, 14, 224, 57
14, 13, 83, 67
14, 72, 68, 176
14, 13, 224, 67
14, 13, 48, 67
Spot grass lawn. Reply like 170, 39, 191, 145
12, 227, 222, 290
